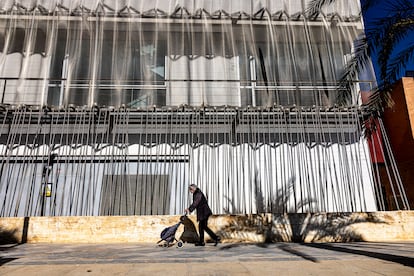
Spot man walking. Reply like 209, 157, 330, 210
185, 184, 221, 246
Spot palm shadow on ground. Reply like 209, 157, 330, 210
218, 177, 388, 263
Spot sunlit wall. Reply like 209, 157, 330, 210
0, 1, 390, 217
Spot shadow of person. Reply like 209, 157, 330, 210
179, 215, 199, 244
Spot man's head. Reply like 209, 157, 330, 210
189, 184, 198, 193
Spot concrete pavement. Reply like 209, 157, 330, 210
1, 242, 414, 275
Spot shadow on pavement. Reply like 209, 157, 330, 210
219, 242, 269, 250
219, 242, 319, 263
0, 244, 20, 266
0, 257, 18, 266
278, 243, 319, 263
305, 243, 414, 267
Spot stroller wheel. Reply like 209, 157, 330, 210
163, 243, 169, 248
177, 241, 183, 248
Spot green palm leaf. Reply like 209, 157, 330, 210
306, 0, 377, 18
336, 36, 370, 105
372, 16, 414, 81
386, 43, 414, 83
307, 0, 414, 117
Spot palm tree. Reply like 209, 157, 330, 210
307, 0, 414, 115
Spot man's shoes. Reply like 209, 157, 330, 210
214, 237, 221, 246
195, 242, 205, 246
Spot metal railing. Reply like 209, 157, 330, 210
0, 77, 376, 107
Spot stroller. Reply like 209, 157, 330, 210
157, 215, 186, 248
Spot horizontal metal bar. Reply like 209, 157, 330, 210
1, 155, 190, 163
0, 14, 361, 28
0, 77, 376, 84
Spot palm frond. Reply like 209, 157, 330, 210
305, 0, 336, 18
386, 43, 414, 84
336, 36, 370, 105
306, 0, 412, 117
361, 85, 394, 138
377, 18, 414, 81
341, 36, 370, 82
365, 0, 414, 54
383, 0, 414, 14
364, 85, 394, 114
367, 16, 414, 50
307, 0, 377, 18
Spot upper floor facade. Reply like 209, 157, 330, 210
0, 0, 371, 108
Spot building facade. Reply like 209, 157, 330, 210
0, 0, 409, 217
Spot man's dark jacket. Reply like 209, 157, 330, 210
188, 188, 212, 221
